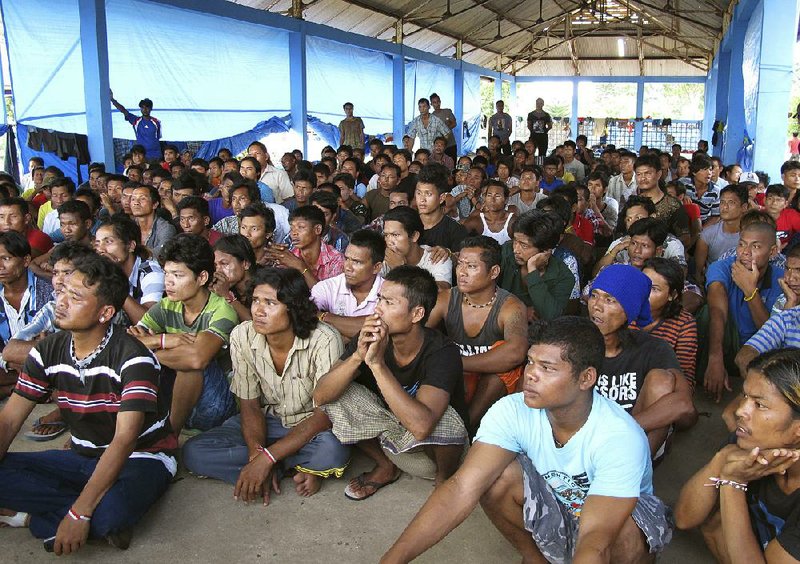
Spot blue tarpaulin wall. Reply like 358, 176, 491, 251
3, 0, 491, 169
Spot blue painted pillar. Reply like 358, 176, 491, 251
722, 20, 746, 166
752, 0, 799, 177
392, 54, 405, 146
570, 79, 579, 140
289, 28, 307, 156
703, 55, 719, 152
77, 0, 114, 168
634, 79, 644, 150
509, 77, 518, 142
714, 50, 731, 158
454, 64, 464, 155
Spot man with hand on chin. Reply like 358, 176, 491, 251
699, 222, 784, 402
498, 209, 573, 321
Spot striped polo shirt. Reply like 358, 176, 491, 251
15, 326, 177, 473
686, 183, 721, 223
746, 306, 800, 353
138, 291, 238, 372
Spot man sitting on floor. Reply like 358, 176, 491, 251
381, 316, 673, 563
0, 253, 176, 554
129, 234, 238, 433
183, 267, 350, 502
314, 266, 468, 500
427, 235, 527, 435
311, 229, 385, 341
588, 264, 697, 458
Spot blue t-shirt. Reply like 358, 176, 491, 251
746, 306, 800, 353
125, 114, 162, 160
257, 181, 276, 204
540, 178, 565, 193
706, 255, 784, 345
475, 391, 652, 517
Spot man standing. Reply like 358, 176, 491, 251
381, 317, 672, 563
407, 98, 451, 152
339, 103, 365, 150
183, 268, 350, 501
0, 253, 176, 554
526, 98, 552, 157
110, 92, 162, 160
488, 101, 513, 155
430, 93, 458, 160
314, 266, 468, 499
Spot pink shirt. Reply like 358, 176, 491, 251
311, 273, 383, 316
789, 137, 800, 155
291, 241, 344, 282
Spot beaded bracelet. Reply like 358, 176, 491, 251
67, 508, 91, 522
704, 476, 748, 492
257, 445, 277, 464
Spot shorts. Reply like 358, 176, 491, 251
462, 340, 524, 401
518, 454, 673, 564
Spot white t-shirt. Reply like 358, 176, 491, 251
381, 244, 453, 286
475, 391, 652, 517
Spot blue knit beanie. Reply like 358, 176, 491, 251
593, 264, 653, 327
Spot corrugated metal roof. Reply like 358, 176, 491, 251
226, 0, 735, 76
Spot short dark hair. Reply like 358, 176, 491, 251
309, 190, 339, 214
139, 98, 153, 109
75, 188, 101, 214
528, 316, 605, 379
485, 179, 509, 199
0, 197, 29, 216
57, 199, 91, 222
49, 240, 95, 266
248, 267, 318, 339
158, 233, 215, 285
720, 183, 749, 205
178, 170, 210, 195
513, 210, 563, 251
460, 235, 501, 268
318, 182, 341, 199
765, 184, 790, 200
383, 206, 423, 239
543, 156, 560, 168
286, 202, 323, 230
214, 234, 256, 267
107, 173, 129, 186
642, 257, 684, 319
331, 172, 355, 191
627, 217, 669, 247
618, 195, 657, 235
239, 202, 276, 235
0, 230, 30, 258
690, 154, 713, 175
98, 213, 148, 259
71, 253, 129, 312
240, 156, 262, 176
634, 153, 660, 172
587, 171, 609, 189
349, 229, 386, 264
747, 348, 800, 416
383, 265, 437, 325
135, 184, 161, 207
416, 163, 450, 195
229, 179, 261, 206
781, 161, 800, 175
50, 177, 76, 195
535, 196, 571, 228
551, 184, 577, 208
293, 169, 317, 189
177, 195, 211, 218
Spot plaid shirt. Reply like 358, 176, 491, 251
291, 241, 344, 282
407, 113, 451, 150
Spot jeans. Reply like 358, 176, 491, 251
0, 449, 173, 543
183, 413, 351, 484
185, 360, 238, 431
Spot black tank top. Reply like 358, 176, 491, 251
445, 286, 512, 357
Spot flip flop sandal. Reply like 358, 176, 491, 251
0, 511, 29, 528
344, 470, 402, 501
24, 418, 67, 442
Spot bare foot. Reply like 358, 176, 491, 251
293, 472, 322, 497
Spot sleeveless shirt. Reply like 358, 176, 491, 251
445, 287, 512, 357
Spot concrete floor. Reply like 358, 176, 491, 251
3, 393, 729, 563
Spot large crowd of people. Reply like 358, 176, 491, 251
0, 92, 798, 563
